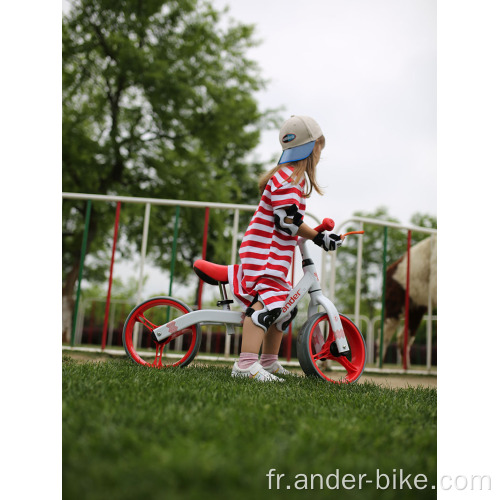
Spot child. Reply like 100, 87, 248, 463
228, 115, 344, 381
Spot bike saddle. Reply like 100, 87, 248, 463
193, 259, 229, 285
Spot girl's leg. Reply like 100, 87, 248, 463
239, 302, 265, 368
235, 302, 289, 377
260, 325, 283, 370
240, 302, 283, 354
261, 325, 283, 355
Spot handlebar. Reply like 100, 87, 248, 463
341, 230, 365, 237
313, 218, 365, 239
314, 218, 335, 232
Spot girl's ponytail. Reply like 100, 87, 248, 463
258, 135, 325, 197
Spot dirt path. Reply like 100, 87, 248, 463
284, 366, 436, 388
359, 373, 436, 388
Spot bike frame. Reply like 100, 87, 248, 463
151, 237, 350, 354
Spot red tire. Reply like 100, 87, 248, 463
122, 297, 201, 368
297, 313, 366, 384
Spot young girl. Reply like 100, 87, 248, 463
229, 115, 344, 381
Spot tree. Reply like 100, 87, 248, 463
334, 207, 437, 317
62, 0, 278, 342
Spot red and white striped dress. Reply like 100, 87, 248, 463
228, 165, 306, 310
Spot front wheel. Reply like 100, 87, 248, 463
297, 313, 366, 384
122, 296, 201, 368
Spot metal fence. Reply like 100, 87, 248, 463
63, 193, 437, 372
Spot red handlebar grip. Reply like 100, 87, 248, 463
314, 218, 335, 232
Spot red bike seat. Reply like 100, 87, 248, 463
193, 259, 229, 286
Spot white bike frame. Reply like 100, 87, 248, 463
152, 237, 350, 354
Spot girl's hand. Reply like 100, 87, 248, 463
313, 232, 344, 251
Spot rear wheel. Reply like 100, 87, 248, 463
122, 297, 201, 368
297, 313, 366, 384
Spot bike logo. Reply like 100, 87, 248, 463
282, 291, 301, 313
334, 328, 346, 340
166, 321, 178, 334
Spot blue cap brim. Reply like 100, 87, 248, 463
278, 140, 315, 164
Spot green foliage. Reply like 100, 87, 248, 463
63, 0, 279, 289
335, 207, 437, 317
82, 275, 140, 301
63, 358, 437, 500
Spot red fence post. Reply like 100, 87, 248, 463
197, 207, 210, 309
286, 249, 296, 361
101, 202, 121, 350
403, 230, 412, 370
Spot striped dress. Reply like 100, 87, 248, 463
228, 165, 306, 310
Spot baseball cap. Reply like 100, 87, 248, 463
278, 115, 323, 165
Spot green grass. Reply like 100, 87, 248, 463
62, 355, 437, 500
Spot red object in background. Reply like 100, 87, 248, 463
286, 249, 296, 361
101, 202, 121, 350
403, 230, 412, 370
197, 207, 210, 309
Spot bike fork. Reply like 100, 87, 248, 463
308, 291, 350, 354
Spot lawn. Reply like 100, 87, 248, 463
62, 355, 437, 499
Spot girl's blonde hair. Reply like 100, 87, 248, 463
258, 135, 325, 197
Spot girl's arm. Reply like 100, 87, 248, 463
284, 214, 345, 248
281, 215, 318, 239
295, 221, 318, 240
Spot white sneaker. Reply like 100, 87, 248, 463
231, 361, 284, 382
262, 361, 293, 376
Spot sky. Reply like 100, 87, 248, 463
61, 0, 436, 227
210, 0, 437, 227
143, 0, 436, 294
59, 0, 437, 297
